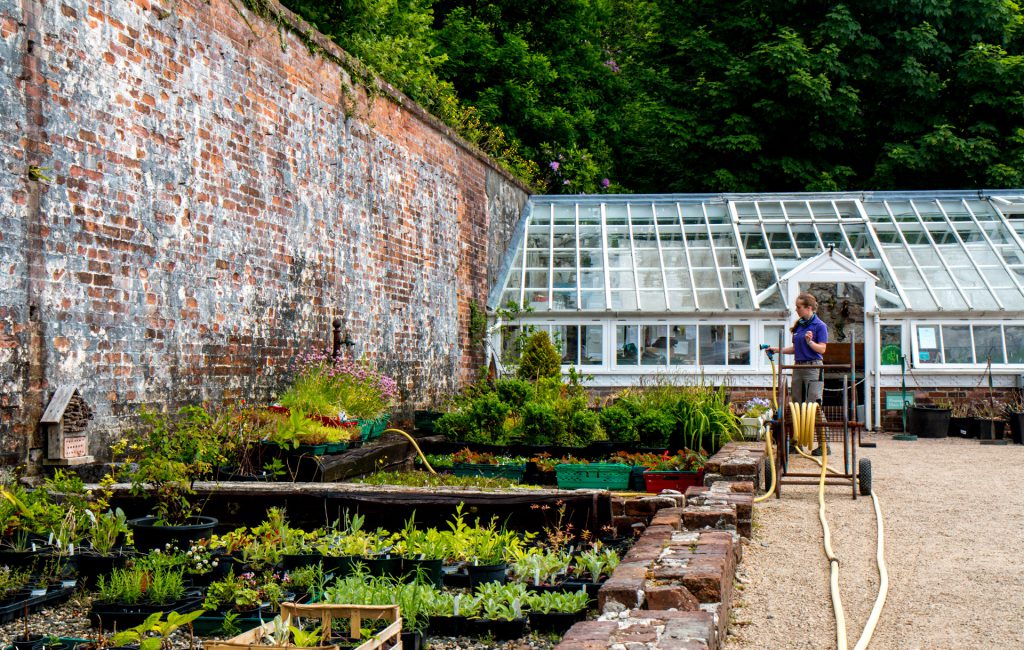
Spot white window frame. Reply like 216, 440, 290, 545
909, 319, 1024, 368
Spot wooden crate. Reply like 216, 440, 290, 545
205, 603, 402, 650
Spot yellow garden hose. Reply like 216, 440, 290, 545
383, 428, 437, 474
754, 353, 780, 503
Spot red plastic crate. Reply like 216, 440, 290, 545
643, 469, 705, 493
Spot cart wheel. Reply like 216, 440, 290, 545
858, 458, 872, 496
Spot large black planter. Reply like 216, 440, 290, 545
467, 562, 507, 588
74, 550, 132, 588
1008, 410, 1024, 444
89, 595, 203, 630
127, 516, 218, 551
908, 406, 950, 438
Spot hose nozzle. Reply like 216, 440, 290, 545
759, 343, 774, 360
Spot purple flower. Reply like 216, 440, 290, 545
601, 178, 610, 188
563, 179, 570, 185
604, 59, 620, 73
549, 161, 560, 171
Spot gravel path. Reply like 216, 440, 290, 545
726, 433, 1024, 650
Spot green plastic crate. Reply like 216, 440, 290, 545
555, 463, 631, 490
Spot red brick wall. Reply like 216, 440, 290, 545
0, 0, 528, 462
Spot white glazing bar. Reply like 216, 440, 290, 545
574, 203, 582, 310
987, 198, 1024, 259
702, 203, 729, 308
782, 203, 802, 259
754, 202, 785, 307
909, 200, 973, 309
854, 200, 911, 307
627, 204, 642, 301
832, 201, 859, 261
963, 199, 1024, 298
547, 203, 555, 311
934, 200, 1003, 310
519, 211, 529, 308
883, 200, 942, 308
601, 203, 612, 309
729, 202, 759, 310
653, 202, 671, 309
677, 203, 700, 310
807, 201, 826, 250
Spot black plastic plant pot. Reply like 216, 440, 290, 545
562, 580, 603, 603
525, 583, 571, 594
948, 416, 970, 437
127, 516, 218, 551
471, 617, 528, 640
402, 558, 443, 587
280, 553, 324, 571
427, 615, 468, 637
74, 550, 132, 588
12, 635, 44, 650
908, 405, 950, 438
400, 631, 425, 650
0, 547, 53, 570
467, 563, 507, 588
321, 555, 356, 576
89, 596, 203, 630
364, 555, 402, 578
1009, 410, 1024, 444
529, 610, 586, 633
441, 569, 471, 589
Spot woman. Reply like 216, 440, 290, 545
769, 292, 830, 453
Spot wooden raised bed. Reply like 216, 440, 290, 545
205, 603, 402, 650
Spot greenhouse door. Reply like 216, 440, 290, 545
782, 250, 878, 429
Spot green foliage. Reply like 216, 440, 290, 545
520, 402, 563, 446
279, 0, 1024, 192
633, 409, 675, 448
599, 405, 637, 443
495, 378, 535, 409
525, 589, 589, 614
109, 610, 206, 650
355, 470, 526, 490
517, 331, 561, 381
97, 565, 185, 606
115, 405, 228, 525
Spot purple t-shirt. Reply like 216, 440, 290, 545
792, 315, 828, 362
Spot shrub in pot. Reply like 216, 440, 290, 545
526, 590, 589, 633
115, 406, 224, 549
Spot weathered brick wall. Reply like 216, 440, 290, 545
0, 0, 528, 462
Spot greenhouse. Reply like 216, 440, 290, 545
488, 190, 1024, 429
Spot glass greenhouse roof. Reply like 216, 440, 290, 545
488, 191, 1024, 314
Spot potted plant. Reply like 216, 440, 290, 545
424, 591, 480, 637
115, 406, 223, 550
278, 351, 397, 442
564, 547, 619, 601
973, 400, 1006, 440
508, 547, 572, 589
90, 561, 200, 630
642, 449, 708, 493
471, 582, 529, 640
108, 610, 206, 650
948, 399, 971, 437
526, 590, 589, 633
76, 507, 131, 588
201, 569, 284, 617
1005, 395, 1024, 444
450, 448, 527, 482
908, 401, 951, 438
736, 397, 772, 439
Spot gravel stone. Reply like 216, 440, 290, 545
725, 433, 1024, 649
